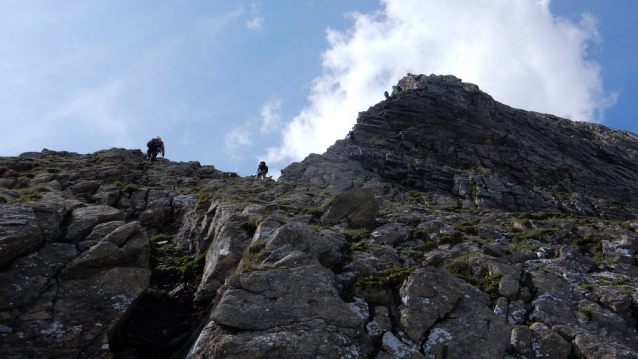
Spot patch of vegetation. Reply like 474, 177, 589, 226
455, 218, 480, 235
470, 180, 478, 202
404, 240, 438, 260
0, 165, 8, 174
578, 284, 594, 291
16, 183, 51, 194
234, 240, 273, 274
240, 216, 264, 237
611, 278, 632, 286
443, 253, 503, 299
515, 212, 556, 220
340, 227, 373, 242
353, 266, 414, 288
12, 193, 43, 202
443, 253, 478, 276
150, 237, 205, 280
408, 190, 422, 203
438, 231, 465, 245
149, 233, 177, 242
553, 192, 571, 201
574, 234, 605, 263
300, 206, 324, 219
511, 228, 559, 242
410, 228, 430, 240
6, 184, 51, 203
245, 196, 267, 204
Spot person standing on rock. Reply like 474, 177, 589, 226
257, 161, 268, 180
146, 136, 165, 162
345, 131, 355, 144
384, 91, 390, 99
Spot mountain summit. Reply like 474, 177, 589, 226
1, 75, 638, 359
283, 74, 638, 219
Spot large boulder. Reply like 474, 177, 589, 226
0, 204, 42, 267
211, 265, 363, 330
194, 203, 252, 305
61, 221, 149, 279
264, 223, 346, 268
65, 205, 126, 240
187, 319, 371, 359
0, 238, 150, 358
321, 188, 378, 227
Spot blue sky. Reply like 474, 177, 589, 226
0, 1, 636, 178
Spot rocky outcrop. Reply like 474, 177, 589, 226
281, 74, 638, 220
4, 74, 638, 359
321, 187, 379, 226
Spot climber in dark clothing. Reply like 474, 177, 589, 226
384, 91, 390, 99
257, 161, 268, 180
146, 136, 165, 162
345, 131, 355, 144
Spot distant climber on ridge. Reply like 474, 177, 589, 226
257, 161, 268, 180
345, 130, 355, 144
146, 136, 165, 162
384, 91, 390, 99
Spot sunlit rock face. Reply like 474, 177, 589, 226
3, 75, 638, 359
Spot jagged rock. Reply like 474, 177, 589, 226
573, 333, 638, 359
321, 188, 378, 226
66, 180, 101, 194
265, 223, 346, 268
529, 271, 580, 327
255, 212, 284, 235
381, 332, 424, 359
602, 240, 636, 265
65, 205, 126, 240
494, 297, 509, 320
61, 221, 149, 279
186, 319, 372, 359
0, 243, 78, 311
0, 204, 42, 267
399, 267, 468, 342
529, 323, 571, 358
366, 306, 392, 337
7, 75, 638, 358
94, 184, 120, 207
210, 265, 363, 330
370, 223, 410, 245
30, 200, 73, 242
194, 203, 252, 305
499, 274, 520, 299
509, 325, 534, 358
138, 197, 172, 227
512, 249, 538, 263
422, 293, 509, 358
508, 300, 527, 325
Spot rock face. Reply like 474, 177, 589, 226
4, 75, 638, 359
282, 74, 638, 220
321, 187, 379, 226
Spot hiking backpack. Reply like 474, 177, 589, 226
147, 138, 158, 148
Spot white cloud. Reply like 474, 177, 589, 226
266, 0, 617, 168
246, 3, 263, 30
224, 128, 252, 160
260, 100, 282, 134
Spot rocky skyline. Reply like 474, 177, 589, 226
1, 75, 638, 358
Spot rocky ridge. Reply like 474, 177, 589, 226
2, 75, 638, 358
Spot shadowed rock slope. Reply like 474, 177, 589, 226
2, 75, 638, 359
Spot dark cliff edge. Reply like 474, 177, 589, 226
1, 75, 638, 359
